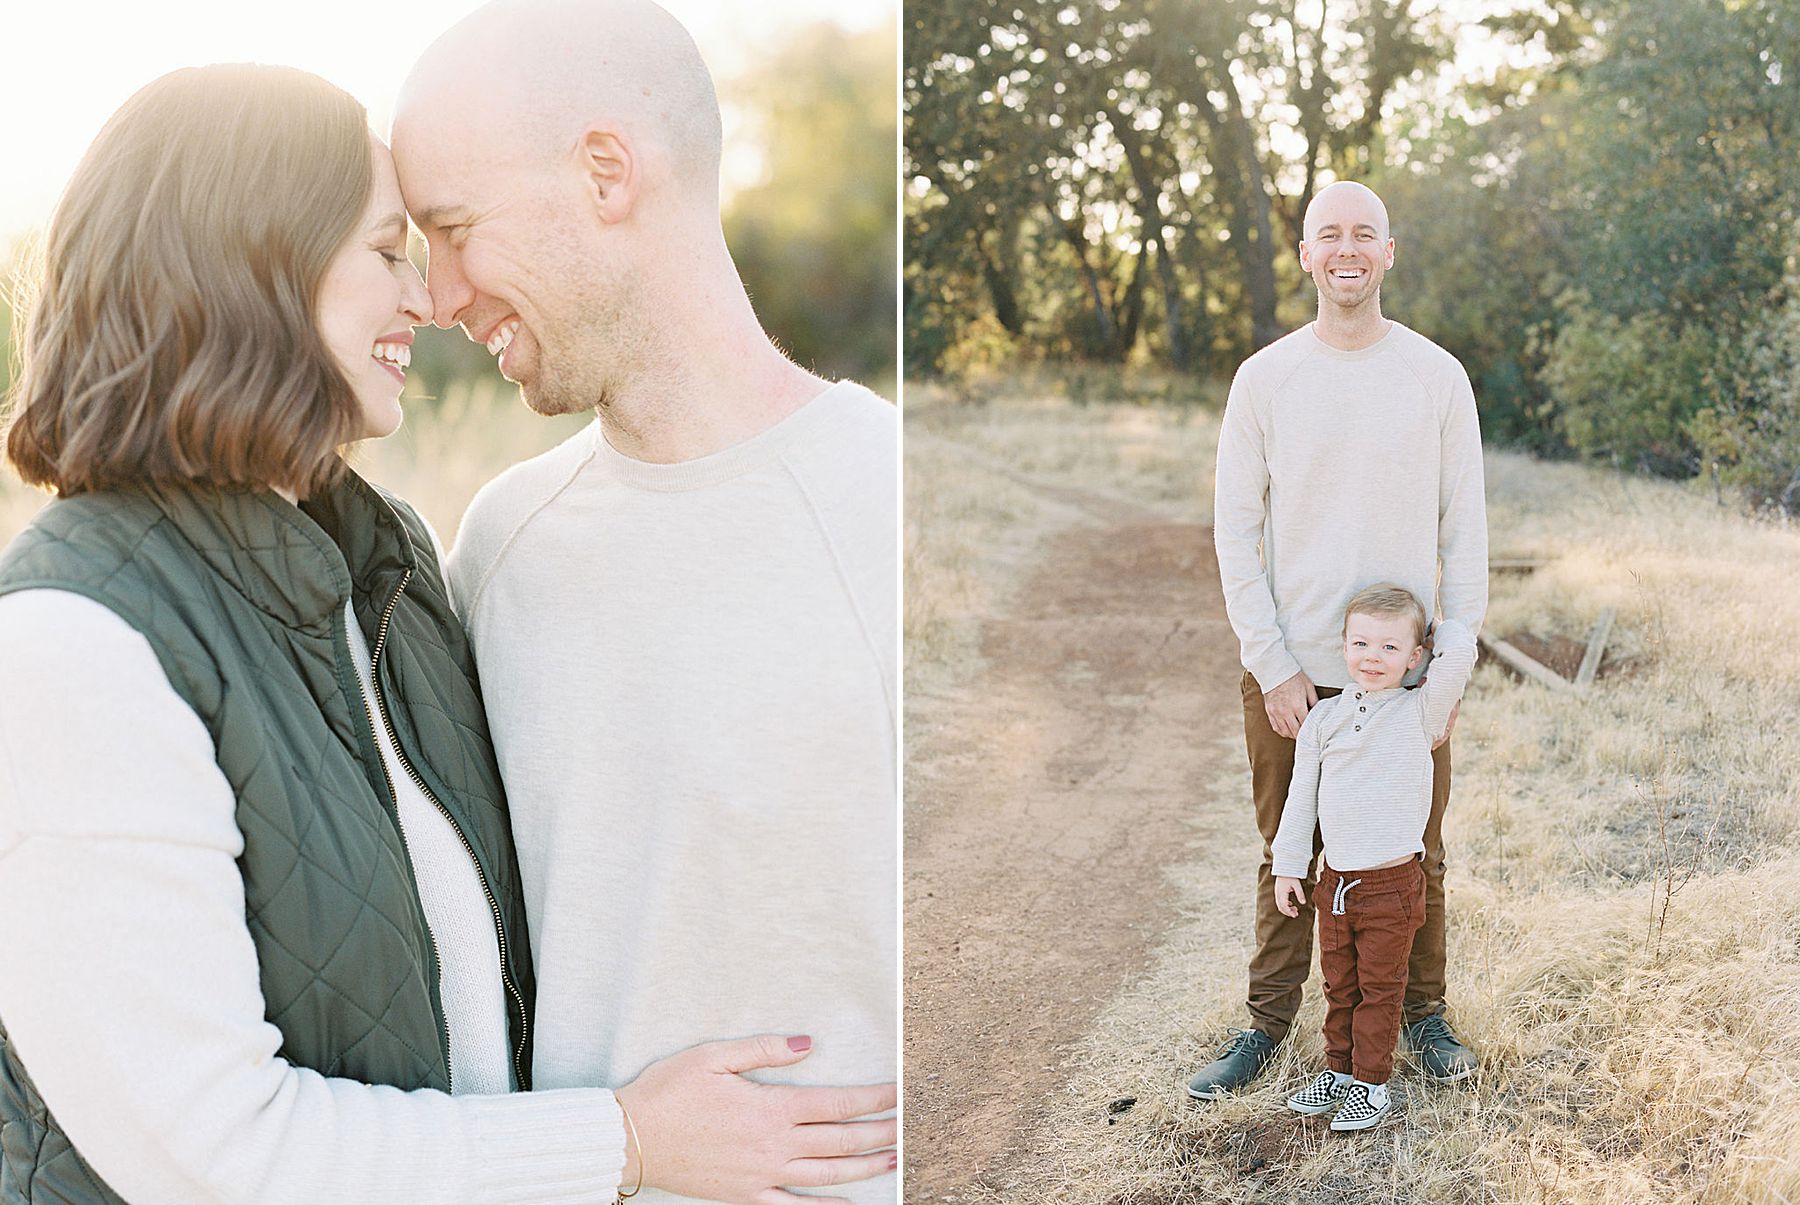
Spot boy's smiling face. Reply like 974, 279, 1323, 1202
1343, 611, 1424, 691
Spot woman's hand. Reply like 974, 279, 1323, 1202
613, 1033, 896, 1204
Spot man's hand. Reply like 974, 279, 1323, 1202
1274, 876, 1307, 918
1263, 671, 1318, 740
614, 1034, 896, 1205
1432, 701, 1460, 751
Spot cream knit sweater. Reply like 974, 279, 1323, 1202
447, 381, 898, 1205
1213, 321, 1489, 692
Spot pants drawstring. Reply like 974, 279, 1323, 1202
1331, 876, 1363, 916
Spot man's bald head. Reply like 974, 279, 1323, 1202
1302, 181, 1391, 242
396, 0, 722, 201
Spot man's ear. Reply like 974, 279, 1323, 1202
578, 126, 636, 223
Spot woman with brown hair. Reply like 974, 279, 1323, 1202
0, 64, 893, 1204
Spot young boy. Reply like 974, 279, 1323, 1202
1270, 583, 1477, 1131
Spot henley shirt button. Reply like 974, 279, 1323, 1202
1355, 725, 1362, 731
1359, 706, 1367, 712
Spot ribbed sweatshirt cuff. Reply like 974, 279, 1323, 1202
1249, 652, 1304, 695
466, 1087, 624, 1202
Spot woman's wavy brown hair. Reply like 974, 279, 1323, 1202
5, 64, 373, 496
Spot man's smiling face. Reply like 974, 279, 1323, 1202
394, 118, 545, 400
391, 101, 631, 419
1298, 185, 1395, 312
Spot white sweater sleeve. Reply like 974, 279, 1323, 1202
1419, 619, 1478, 742
1437, 366, 1489, 634
1268, 705, 1325, 880
1213, 366, 1302, 691
0, 590, 624, 1204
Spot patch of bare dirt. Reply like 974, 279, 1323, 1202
1495, 631, 1646, 685
903, 482, 1246, 1201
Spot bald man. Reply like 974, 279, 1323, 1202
1186, 181, 1488, 1100
391, 3, 897, 1201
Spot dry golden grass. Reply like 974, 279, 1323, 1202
906, 384, 1800, 1204
0, 378, 586, 551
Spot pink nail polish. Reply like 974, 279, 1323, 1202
887, 1153, 898, 1171
787, 1035, 812, 1053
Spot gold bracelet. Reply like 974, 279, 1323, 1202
616, 1098, 645, 1203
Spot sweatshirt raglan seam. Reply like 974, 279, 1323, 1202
1392, 336, 1445, 405
1264, 342, 1323, 401
459, 439, 601, 629
777, 452, 896, 736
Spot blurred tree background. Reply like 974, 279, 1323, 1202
0, 17, 894, 542
906, 0, 1800, 511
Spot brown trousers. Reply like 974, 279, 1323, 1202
1316, 859, 1426, 1083
1242, 671, 1451, 1042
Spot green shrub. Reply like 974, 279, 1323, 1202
1540, 300, 1719, 477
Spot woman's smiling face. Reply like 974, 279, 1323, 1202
315, 137, 432, 442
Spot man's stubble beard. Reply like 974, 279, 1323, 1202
519, 272, 653, 418
1319, 276, 1383, 320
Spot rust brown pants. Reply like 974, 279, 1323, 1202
1241, 671, 1451, 1042
1316, 859, 1426, 1083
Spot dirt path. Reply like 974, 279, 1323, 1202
903, 459, 1248, 1201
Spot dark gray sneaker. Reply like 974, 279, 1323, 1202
1185, 1028, 1278, 1100
1402, 1014, 1477, 1082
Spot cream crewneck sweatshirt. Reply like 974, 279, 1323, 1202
447, 381, 898, 1205
0, 589, 624, 1204
1213, 321, 1489, 693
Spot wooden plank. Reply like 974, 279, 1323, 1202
1574, 608, 1618, 689
1480, 633, 1573, 691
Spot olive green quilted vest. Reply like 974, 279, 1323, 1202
0, 473, 536, 1203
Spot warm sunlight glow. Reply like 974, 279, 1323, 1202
1, 0, 894, 244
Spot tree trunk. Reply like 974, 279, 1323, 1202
977, 231, 1026, 335
1219, 70, 1283, 349
1054, 202, 1119, 349
1290, 0, 1328, 238
1190, 74, 1283, 351
1118, 240, 1151, 356
1107, 105, 1188, 369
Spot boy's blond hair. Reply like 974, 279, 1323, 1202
1342, 584, 1428, 645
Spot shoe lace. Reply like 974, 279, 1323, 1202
1411, 1014, 1454, 1045
1216, 1027, 1270, 1057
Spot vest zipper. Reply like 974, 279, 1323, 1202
345, 590, 454, 1090
364, 567, 532, 1094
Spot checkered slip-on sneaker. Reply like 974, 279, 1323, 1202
1328, 1081, 1392, 1132
1286, 1070, 1352, 1115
